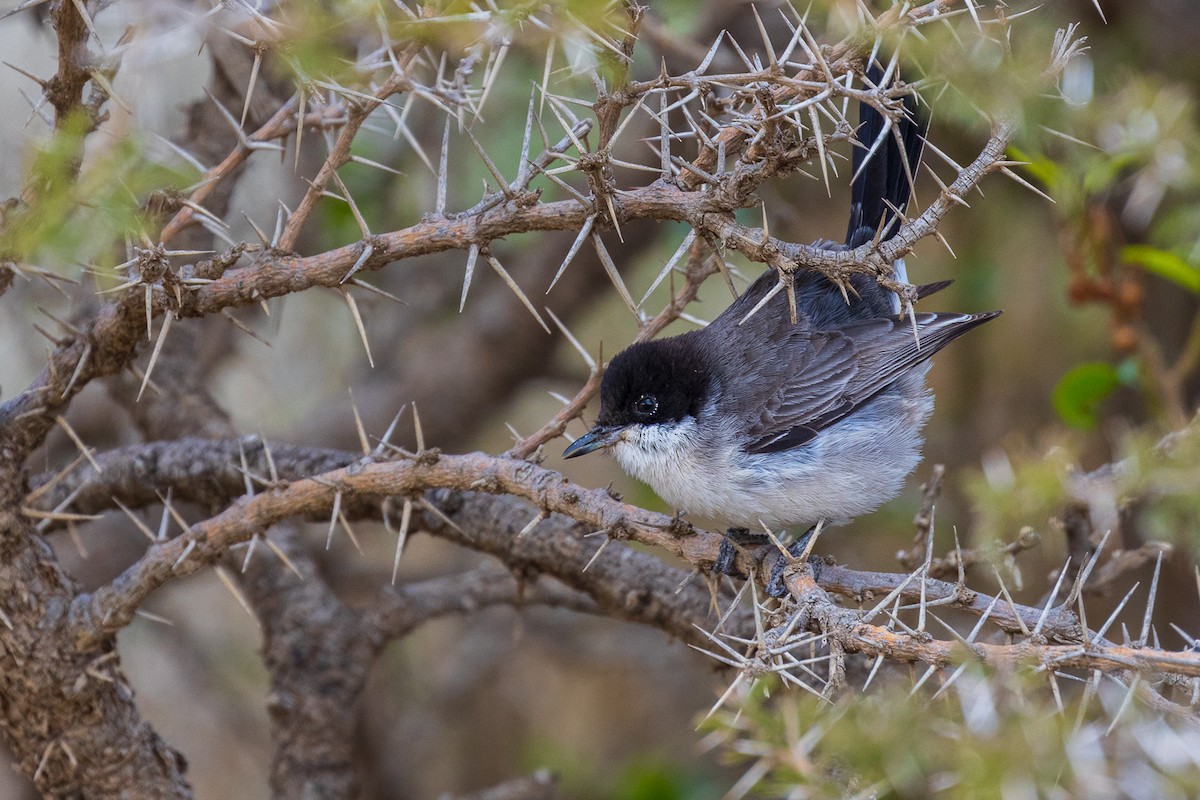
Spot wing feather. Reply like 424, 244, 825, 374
741, 311, 999, 454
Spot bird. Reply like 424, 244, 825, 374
562, 67, 999, 592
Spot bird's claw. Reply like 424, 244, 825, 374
713, 528, 766, 580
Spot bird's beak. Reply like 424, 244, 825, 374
562, 425, 625, 459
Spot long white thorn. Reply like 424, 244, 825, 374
484, 252, 550, 333
137, 311, 173, 403
547, 216, 595, 293
340, 288, 374, 367
639, 230, 696, 307
1139, 550, 1164, 645
591, 234, 638, 317
545, 308, 596, 370
460, 244, 479, 312
391, 498, 413, 584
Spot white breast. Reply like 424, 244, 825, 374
610, 383, 933, 531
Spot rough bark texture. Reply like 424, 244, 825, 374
0, 494, 192, 798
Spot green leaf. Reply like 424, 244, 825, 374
1053, 362, 1121, 429
1122, 244, 1200, 293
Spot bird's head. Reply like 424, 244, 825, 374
562, 335, 710, 459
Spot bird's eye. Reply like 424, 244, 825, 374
633, 394, 658, 419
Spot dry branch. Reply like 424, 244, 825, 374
34, 438, 1200, 695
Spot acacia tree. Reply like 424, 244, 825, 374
2, 0, 1200, 797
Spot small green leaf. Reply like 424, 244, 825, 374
1053, 362, 1121, 429
1122, 245, 1200, 293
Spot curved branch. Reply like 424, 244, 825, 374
369, 567, 598, 640
35, 438, 751, 648
0, 0, 1026, 465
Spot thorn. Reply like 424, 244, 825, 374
371, 404, 408, 457
172, 538, 197, 571
112, 499, 156, 542
999, 166, 1055, 204
545, 308, 596, 370
639, 230, 697, 307
658, 84, 671, 179
22, 506, 100, 524
436, 118, 451, 216
214, 566, 257, 620
68, 0, 100, 44
144, 284, 153, 341
23, 453, 87, 507
514, 88, 538, 187
1091, 581, 1140, 644
294, 86, 306, 171
464, 127, 510, 194
348, 279, 405, 306
221, 309, 271, 346
457, 244, 480, 311
136, 310, 173, 403
518, 510, 547, 538
484, 251, 550, 333
700, 672, 747, 722
241, 46, 264, 128
547, 216, 596, 294
604, 194, 624, 243
391, 498, 413, 584
156, 489, 175, 540
591, 234, 638, 317
331, 173, 372, 239
417, 498, 465, 537
338, 511, 364, 555
412, 402, 425, 452
54, 415, 101, 473
348, 388, 370, 455
263, 535, 302, 579
990, 565, 1031, 636
1139, 550, 1164, 646
475, 42, 509, 123
1073, 670, 1101, 735
62, 341, 91, 399
341, 243, 374, 284
861, 569, 922, 624
1032, 557, 1071, 638
610, 92, 649, 147
133, 609, 173, 626
1106, 675, 1139, 736
326, 491, 343, 550
1066, 529, 1112, 607
2, 60, 46, 88
582, 537, 610, 571
241, 534, 260, 573
340, 288, 374, 367
750, 4, 777, 67
737, 279, 785, 326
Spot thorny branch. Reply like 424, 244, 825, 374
28, 438, 1200, 694
0, 0, 1044, 465
1, 0, 1187, 794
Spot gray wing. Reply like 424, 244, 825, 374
740, 311, 1000, 454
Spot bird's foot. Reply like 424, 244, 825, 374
714, 528, 767, 580
765, 525, 822, 598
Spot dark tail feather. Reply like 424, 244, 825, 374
844, 63, 927, 249
915, 278, 954, 299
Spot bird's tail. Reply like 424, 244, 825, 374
843, 64, 926, 250
716, 64, 933, 329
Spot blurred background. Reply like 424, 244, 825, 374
2, 0, 1199, 797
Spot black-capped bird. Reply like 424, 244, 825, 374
563, 67, 998, 591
